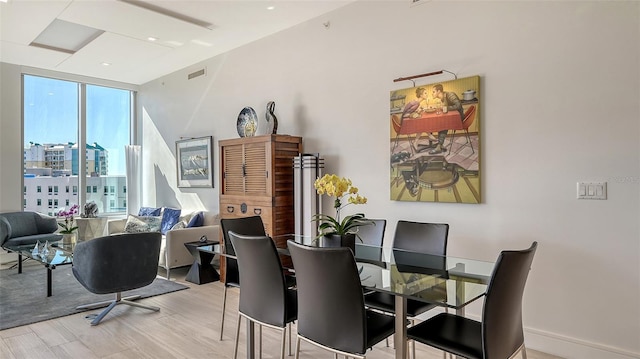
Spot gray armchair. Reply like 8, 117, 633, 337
72, 232, 162, 325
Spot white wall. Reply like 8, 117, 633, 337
138, 2, 639, 358
1, 1, 638, 358
0, 63, 23, 212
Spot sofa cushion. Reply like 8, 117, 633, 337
124, 215, 162, 233
160, 208, 181, 235
187, 211, 205, 228
138, 207, 161, 216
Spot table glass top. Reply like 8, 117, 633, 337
5, 242, 74, 267
215, 234, 496, 309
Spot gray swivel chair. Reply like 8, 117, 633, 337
288, 240, 395, 359
229, 232, 297, 359
407, 242, 538, 359
72, 232, 162, 325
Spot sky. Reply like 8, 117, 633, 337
23, 75, 131, 175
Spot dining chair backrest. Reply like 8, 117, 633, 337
220, 216, 266, 286
393, 220, 449, 255
462, 105, 476, 129
287, 241, 367, 354
482, 241, 537, 359
229, 232, 293, 328
355, 219, 386, 246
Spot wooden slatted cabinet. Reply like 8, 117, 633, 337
219, 134, 303, 280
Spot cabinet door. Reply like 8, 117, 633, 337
222, 143, 244, 195
244, 141, 269, 196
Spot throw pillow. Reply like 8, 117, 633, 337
161, 208, 181, 235
138, 207, 161, 216
171, 221, 186, 230
124, 215, 162, 233
187, 211, 205, 228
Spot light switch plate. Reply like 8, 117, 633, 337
577, 182, 607, 200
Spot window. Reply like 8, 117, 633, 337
54, 199, 58, 207
65, 199, 69, 206
110, 185, 115, 193
37, 199, 42, 206
48, 199, 52, 207
24, 186, 26, 194
23, 75, 132, 216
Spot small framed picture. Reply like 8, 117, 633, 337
176, 136, 214, 188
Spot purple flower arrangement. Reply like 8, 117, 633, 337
57, 204, 79, 234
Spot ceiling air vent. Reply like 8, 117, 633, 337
188, 68, 206, 80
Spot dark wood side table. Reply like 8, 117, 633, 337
183, 240, 220, 285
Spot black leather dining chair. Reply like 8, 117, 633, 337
356, 219, 386, 246
219, 216, 266, 341
229, 232, 297, 359
407, 242, 538, 359
288, 240, 395, 359
72, 232, 162, 326
364, 220, 449, 355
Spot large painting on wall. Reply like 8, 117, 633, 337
390, 75, 480, 203
176, 136, 214, 188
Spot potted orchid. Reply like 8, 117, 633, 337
312, 174, 373, 251
57, 204, 79, 245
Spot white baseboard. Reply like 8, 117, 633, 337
525, 327, 640, 359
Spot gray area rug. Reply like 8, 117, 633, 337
0, 265, 188, 330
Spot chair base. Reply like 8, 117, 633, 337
76, 292, 160, 326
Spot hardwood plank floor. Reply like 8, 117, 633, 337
0, 266, 563, 359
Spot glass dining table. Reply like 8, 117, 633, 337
204, 235, 496, 359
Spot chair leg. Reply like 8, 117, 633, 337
280, 326, 287, 359
88, 300, 118, 326
233, 313, 242, 359
219, 286, 228, 340
294, 336, 301, 359
521, 345, 528, 359
288, 322, 292, 356
258, 325, 262, 359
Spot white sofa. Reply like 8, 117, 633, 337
108, 212, 220, 279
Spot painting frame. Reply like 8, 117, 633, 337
176, 136, 214, 188
390, 75, 481, 204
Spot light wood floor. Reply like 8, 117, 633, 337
0, 266, 563, 359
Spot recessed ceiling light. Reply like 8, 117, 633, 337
101, 62, 111, 66
148, 37, 158, 42
191, 39, 212, 47
267, 6, 275, 10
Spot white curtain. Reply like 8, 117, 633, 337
125, 145, 141, 215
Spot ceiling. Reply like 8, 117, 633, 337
0, 0, 353, 85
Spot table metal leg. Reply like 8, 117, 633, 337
47, 267, 53, 297
18, 253, 22, 273
394, 295, 408, 359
